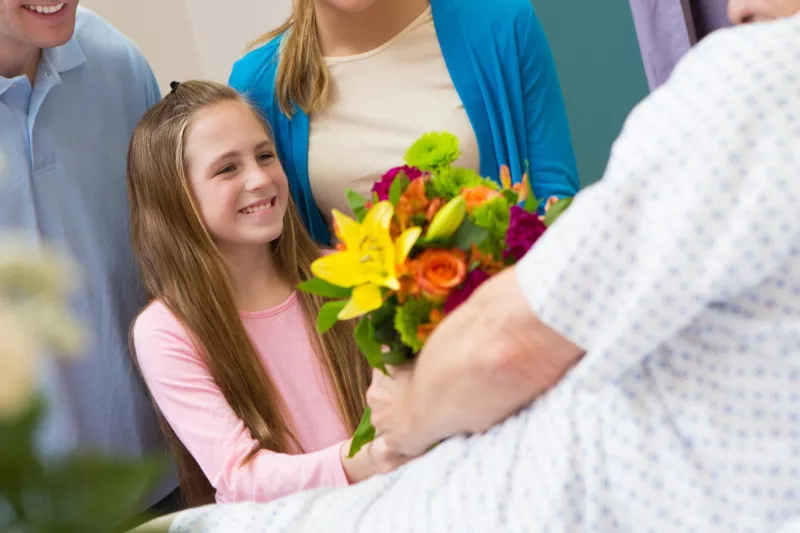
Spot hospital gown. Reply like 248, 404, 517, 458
170, 14, 800, 533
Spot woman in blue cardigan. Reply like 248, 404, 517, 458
229, 0, 580, 245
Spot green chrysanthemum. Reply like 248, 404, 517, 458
404, 132, 462, 173
472, 196, 511, 259
394, 298, 434, 353
430, 167, 493, 201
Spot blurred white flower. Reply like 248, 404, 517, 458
0, 307, 37, 418
0, 236, 84, 418
0, 236, 78, 301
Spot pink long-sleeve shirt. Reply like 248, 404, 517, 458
133, 292, 351, 503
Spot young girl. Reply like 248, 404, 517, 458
127, 80, 405, 507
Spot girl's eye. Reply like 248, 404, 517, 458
216, 164, 236, 176
258, 152, 274, 162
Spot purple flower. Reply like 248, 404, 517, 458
504, 206, 547, 262
444, 269, 491, 314
371, 165, 424, 201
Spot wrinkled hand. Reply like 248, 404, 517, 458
366, 434, 415, 474
367, 267, 584, 457
367, 366, 427, 456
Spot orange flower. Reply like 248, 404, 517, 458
416, 308, 444, 344
425, 197, 444, 222
389, 218, 403, 240
500, 164, 512, 190
396, 275, 420, 304
412, 249, 467, 302
469, 244, 504, 274
512, 172, 529, 204
461, 185, 501, 213
396, 178, 430, 229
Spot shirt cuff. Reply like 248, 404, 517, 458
325, 440, 350, 487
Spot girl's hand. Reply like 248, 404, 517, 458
340, 433, 415, 484
367, 435, 415, 474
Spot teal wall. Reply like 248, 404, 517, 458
534, 1, 650, 187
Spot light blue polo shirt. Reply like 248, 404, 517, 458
0, 8, 175, 502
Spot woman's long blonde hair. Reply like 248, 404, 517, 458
126, 80, 370, 506
250, 0, 331, 116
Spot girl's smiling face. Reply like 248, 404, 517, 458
183, 100, 290, 256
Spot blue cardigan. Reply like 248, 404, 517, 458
229, 0, 580, 245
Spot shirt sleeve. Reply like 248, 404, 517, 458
521, 8, 581, 201
133, 306, 350, 503
143, 65, 161, 109
516, 24, 800, 391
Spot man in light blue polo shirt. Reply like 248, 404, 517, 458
0, 1, 176, 509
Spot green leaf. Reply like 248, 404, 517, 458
389, 174, 410, 206
296, 278, 352, 299
543, 197, 574, 227
371, 301, 396, 328
354, 318, 387, 374
347, 408, 376, 458
0, 396, 169, 533
33, 453, 168, 533
0, 396, 46, 519
345, 189, 369, 222
317, 301, 347, 334
502, 189, 519, 206
523, 161, 540, 214
371, 303, 399, 345
383, 344, 412, 366
451, 218, 490, 251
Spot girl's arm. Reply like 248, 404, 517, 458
519, 8, 580, 200
133, 305, 370, 503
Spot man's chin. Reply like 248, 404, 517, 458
20, 16, 77, 48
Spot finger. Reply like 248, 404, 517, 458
365, 384, 377, 408
385, 364, 413, 379
371, 368, 386, 382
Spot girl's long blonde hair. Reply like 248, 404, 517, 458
126, 80, 370, 506
250, 0, 331, 116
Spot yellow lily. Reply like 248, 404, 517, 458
311, 201, 421, 320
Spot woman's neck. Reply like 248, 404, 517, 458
314, 0, 430, 57
221, 243, 294, 313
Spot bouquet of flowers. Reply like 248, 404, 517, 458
298, 132, 573, 456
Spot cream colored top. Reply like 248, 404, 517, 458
308, 6, 480, 227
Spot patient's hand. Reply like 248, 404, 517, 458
367, 267, 584, 457
368, 366, 419, 456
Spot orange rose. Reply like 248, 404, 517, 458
412, 249, 467, 302
461, 185, 501, 213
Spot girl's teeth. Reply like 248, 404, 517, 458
25, 3, 65, 14
241, 202, 273, 215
